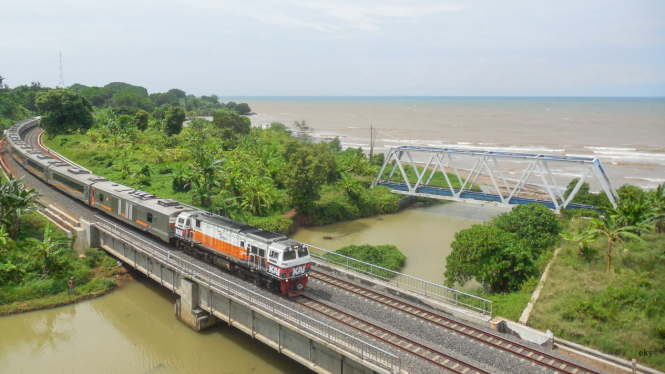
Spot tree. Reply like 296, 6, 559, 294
149, 92, 179, 107
338, 173, 362, 201
0, 176, 41, 237
168, 88, 186, 99
212, 108, 251, 134
445, 224, 537, 293
164, 106, 186, 136
111, 92, 154, 111
36, 89, 94, 136
104, 82, 148, 97
235, 103, 251, 115
610, 192, 654, 236
25, 222, 71, 279
651, 184, 665, 234
282, 142, 327, 212
134, 109, 149, 131
563, 215, 646, 272
492, 203, 562, 257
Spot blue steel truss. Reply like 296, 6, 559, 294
371, 146, 619, 212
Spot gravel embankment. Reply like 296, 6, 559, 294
307, 266, 602, 374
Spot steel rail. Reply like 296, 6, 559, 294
311, 271, 601, 374
296, 295, 490, 374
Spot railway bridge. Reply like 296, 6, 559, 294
372, 145, 620, 213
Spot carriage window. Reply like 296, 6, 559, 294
250, 245, 258, 254
240, 241, 244, 249
269, 251, 279, 259
297, 246, 309, 258
195, 220, 201, 228
185, 219, 190, 226
259, 248, 265, 257
147, 213, 153, 223
99, 193, 104, 202
283, 250, 296, 261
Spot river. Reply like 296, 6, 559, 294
291, 201, 510, 286
0, 276, 313, 374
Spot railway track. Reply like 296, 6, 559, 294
295, 295, 490, 374
310, 270, 601, 374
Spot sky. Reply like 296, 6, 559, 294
1, 0, 664, 96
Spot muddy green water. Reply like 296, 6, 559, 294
0, 277, 312, 374
291, 201, 510, 286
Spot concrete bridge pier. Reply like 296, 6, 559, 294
176, 278, 219, 331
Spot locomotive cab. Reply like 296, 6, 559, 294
174, 211, 194, 242
267, 239, 311, 296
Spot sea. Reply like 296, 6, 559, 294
221, 97, 665, 191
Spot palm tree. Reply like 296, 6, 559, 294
563, 214, 646, 272
0, 176, 40, 236
651, 184, 665, 234
25, 222, 71, 279
0, 224, 15, 251
609, 193, 655, 236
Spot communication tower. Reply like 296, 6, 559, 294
58, 52, 65, 88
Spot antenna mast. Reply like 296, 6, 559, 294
58, 52, 65, 88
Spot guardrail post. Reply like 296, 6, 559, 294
455, 292, 459, 306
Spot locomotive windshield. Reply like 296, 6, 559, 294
297, 246, 308, 258
283, 250, 296, 261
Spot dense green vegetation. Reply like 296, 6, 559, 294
0, 77, 45, 129
43, 102, 400, 234
0, 176, 121, 315
445, 203, 561, 294
445, 182, 665, 370
0, 77, 252, 131
69, 82, 251, 116
335, 244, 407, 272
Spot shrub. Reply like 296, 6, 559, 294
335, 244, 407, 272
245, 215, 293, 234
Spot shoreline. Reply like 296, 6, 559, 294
0, 267, 134, 317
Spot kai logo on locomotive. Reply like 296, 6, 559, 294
292, 265, 307, 276
267, 264, 281, 277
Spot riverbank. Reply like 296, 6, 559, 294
0, 212, 125, 317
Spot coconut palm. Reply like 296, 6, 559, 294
25, 222, 71, 278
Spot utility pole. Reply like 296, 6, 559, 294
369, 126, 378, 161
58, 52, 65, 88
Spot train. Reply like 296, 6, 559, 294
4, 119, 311, 296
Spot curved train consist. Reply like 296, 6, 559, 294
5, 119, 311, 296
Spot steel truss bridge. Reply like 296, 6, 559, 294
372, 146, 619, 212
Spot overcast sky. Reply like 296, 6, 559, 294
1, 1, 664, 96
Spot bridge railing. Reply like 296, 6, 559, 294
93, 215, 401, 373
306, 244, 492, 317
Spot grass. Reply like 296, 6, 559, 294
528, 219, 665, 370
382, 163, 482, 191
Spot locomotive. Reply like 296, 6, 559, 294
5, 119, 311, 296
